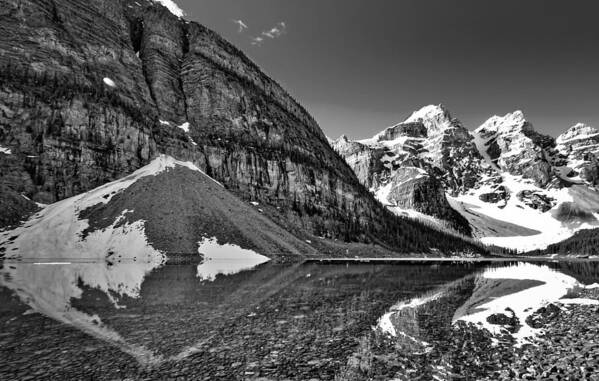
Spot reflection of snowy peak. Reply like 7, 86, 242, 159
375, 263, 599, 351
334, 106, 599, 251
453, 263, 599, 344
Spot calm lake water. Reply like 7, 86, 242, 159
1, 259, 599, 380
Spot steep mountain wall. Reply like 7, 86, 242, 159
0, 0, 482, 253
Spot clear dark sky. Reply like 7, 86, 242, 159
176, 0, 599, 139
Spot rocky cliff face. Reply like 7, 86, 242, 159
328, 135, 386, 188
0, 0, 483, 254
332, 105, 479, 235
0, 0, 350, 233
474, 111, 556, 188
334, 105, 599, 251
475, 113, 599, 190
555, 123, 599, 186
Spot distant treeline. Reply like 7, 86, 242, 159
529, 228, 599, 256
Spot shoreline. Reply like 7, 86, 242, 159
304, 256, 599, 263
3, 256, 599, 265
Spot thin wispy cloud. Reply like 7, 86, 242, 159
251, 22, 287, 46
251, 36, 264, 46
262, 22, 286, 38
232, 19, 248, 33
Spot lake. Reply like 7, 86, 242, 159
1, 259, 599, 380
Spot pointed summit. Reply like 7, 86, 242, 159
476, 110, 528, 135
403, 104, 454, 133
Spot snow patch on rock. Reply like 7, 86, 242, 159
103, 77, 116, 87
153, 0, 185, 17
450, 173, 597, 251
178, 122, 190, 132
0, 155, 207, 260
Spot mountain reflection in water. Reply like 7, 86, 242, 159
377, 262, 599, 347
1, 259, 599, 380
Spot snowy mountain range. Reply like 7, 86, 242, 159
331, 105, 599, 251
1, 0, 595, 258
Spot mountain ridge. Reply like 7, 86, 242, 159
332, 105, 599, 251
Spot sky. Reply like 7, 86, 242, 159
174, 0, 599, 139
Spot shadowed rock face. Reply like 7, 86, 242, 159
0, 185, 39, 228
376, 122, 428, 141
0, 1, 358, 232
330, 136, 387, 188
386, 168, 471, 235
0, 0, 484, 254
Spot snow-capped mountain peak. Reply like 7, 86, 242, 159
555, 123, 599, 186
403, 104, 454, 133
475, 110, 527, 135
556, 123, 599, 145
473, 110, 559, 186
361, 104, 457, 145
331, 134, 366, 153
333, 104, 484, 235
335, 105, 599, 252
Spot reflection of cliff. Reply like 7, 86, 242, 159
376, 277, 478, 354
0, 261, 163, 364
345, 275, 478, 381
379, 293, 440, 354
0, 258, 282, 366
1, 262, 483, 379
552, 261, 599, 285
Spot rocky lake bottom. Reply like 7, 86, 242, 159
1, 259, 599, 380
